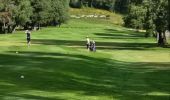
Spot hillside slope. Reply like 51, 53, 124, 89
69, 8, 123, 25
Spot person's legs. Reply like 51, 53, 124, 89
87, 43, 90, 51
86, 44, 88, 49
93, 46, 96, 52
27, 38, 31, 47
90, 45, 93, 51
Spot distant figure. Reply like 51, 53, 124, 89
90, 40, 96, 52
25, 30, 31, 47
89, 41, 93, 51
92, 40, 96, 52
86, 36, 90, 50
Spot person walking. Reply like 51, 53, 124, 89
86, 36, 90, 50
25, 30, 31, 47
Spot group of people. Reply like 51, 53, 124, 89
86, 36, 96, 52
25, 30, 96, 52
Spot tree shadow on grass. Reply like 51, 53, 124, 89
0, 52, 170, 99
93, 29, 145, 39
0, 94, 63, 100
105, 29, 145, 37
32, 39, 157, 50
94, 33, 144, 39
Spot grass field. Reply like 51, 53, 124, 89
0, 19, 170, 100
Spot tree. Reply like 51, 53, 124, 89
69, 0, 83, 8
0, 0, 33, 33
114, 0, 130, 13
124, 0, 168, 46
12, 0, 33, 31
30, 0, 69, 29
0, 0, 13, 33
56, 0, 69, 23
0, 0, 70, 33
153, 0, 168, 46
124, 4, 146, 29
30, 0, 52, 30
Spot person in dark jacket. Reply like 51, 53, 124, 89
25, 30, 31, 47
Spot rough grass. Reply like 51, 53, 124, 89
69, 8, 123, 25
0, 19, 170, 100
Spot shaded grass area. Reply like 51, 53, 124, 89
0, 19, 170, 100
94, 29, 145, 39
0, 52, 170, 100
32, 39, 157, 50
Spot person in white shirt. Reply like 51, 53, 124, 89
86, 36, 90, 50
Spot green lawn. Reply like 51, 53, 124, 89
0, 19, 170, 100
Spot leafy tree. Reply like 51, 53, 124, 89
124, 5, 146, 29
0, 0, 69, 33
124, 0, 168, 46
153, 0, 168, 46
114, 0, 130, 13
69, 0, 82, 8
30, 0, 69, 29
12, 0, 33, 29
0, 0, 33, 33
56, 0, 69, 23
30, 0, 52, 29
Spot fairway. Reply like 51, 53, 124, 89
0, 19, 170, 100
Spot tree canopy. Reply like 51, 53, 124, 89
124, 0, 168, 46
0, 0, 69, 33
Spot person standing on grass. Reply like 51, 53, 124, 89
86, 36, 90, 50
25, 30, 31, 47
89, 40, 93, 51
92, 40, 96, 52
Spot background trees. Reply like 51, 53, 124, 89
0, 0, 169, 47
69, 0, 127, 13
124, 0, 168, 46
0, 0, 69, 33
30, 0, 52, 29
168, 0, 170, 30
0, 0, 33, 33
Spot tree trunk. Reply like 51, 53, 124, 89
38, 23, 41, 30
91, 0, 94, 7
162, 32, 167, 44
3, 22, 7, 34
0, 25, 2, 33
7, 25, 11, 33
12, 25, 16, 33
80, 0, 83, 8
157, 31, 166, 46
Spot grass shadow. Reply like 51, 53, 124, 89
0, 52, 170, 99
93, 28, 145, 39
32, 39, 157, 50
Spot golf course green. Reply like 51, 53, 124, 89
0, 19, 170, 100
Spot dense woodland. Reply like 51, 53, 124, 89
0, 0, 169, 46
69, 0, 130, 13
